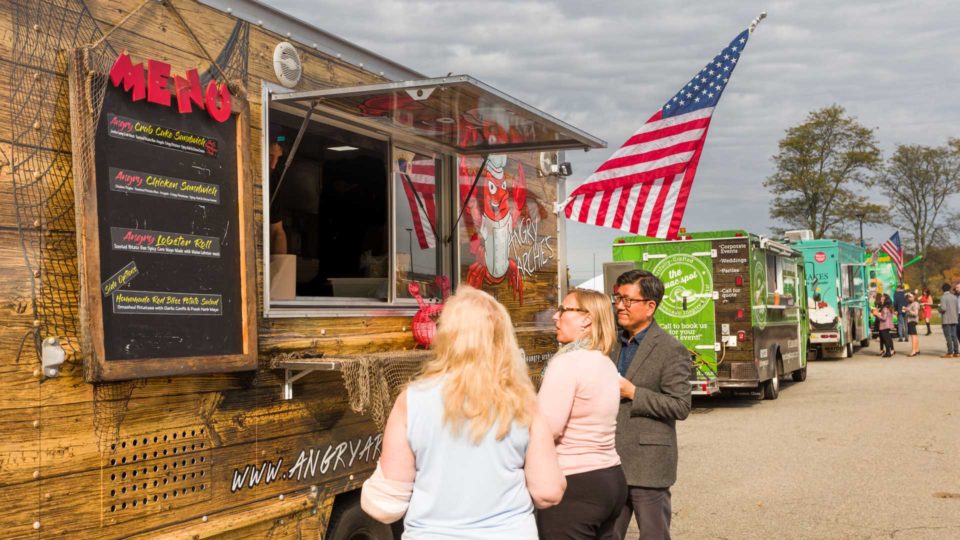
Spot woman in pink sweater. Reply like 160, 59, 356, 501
536, 288, 627, 539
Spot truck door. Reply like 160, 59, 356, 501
636, 241, 717, 387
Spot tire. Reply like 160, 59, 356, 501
860, 338, 870, 348
762, 361, 781, 400
846, 342, 854, 358
328, 499, 396, 540
791, 366, 807, 382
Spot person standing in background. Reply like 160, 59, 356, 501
904, 292, 920, 357
536, 288, 627, 540
609, 270, 692, 540
872, 294, 896, 357
919, 288, 933, 336
268, 140, 288, 255
938, 283, 958, 358
893, 284, 908, 342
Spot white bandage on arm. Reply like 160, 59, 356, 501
360, 463, 414, 524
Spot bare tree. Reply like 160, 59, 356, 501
764, 105, 884, 239
882, 142, 960, 285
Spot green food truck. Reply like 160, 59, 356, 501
605, 230, 809, 400
865, 252, 901, 333
785, 232, 870, 359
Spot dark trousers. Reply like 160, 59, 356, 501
879, 329, 894, 355
943, 324, 958, 354
613, 486, 671, 540
537, 465, 627, 540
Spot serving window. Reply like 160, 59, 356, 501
264, 103, 452, 314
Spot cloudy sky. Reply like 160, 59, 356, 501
266, 0, 960, 284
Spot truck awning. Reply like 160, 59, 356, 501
270, 75, 606, 154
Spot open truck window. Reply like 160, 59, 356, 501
264, 102, 448, 313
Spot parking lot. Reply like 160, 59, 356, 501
656, 332, 960, 539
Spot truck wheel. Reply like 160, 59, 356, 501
791, 366, 807, 382
860, 338, 870, 348
845, 342, 854, 358
762, 361, 781, 400
328, 500, 396, 540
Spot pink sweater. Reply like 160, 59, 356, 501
537, 348, 622, 476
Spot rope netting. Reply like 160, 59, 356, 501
8, 0, 249, 373
8, 0, 114, 367
340, 351, 431, 430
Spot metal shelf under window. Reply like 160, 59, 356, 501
271, 354, 345, 400
271, 350, 433, 400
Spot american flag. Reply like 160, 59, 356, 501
563, 29, 752, 238
399, 156, 438, 249
880, 231, 904, 278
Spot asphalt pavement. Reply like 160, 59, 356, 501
628, 330, 960, 539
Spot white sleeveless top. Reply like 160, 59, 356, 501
403, 377, 537, 539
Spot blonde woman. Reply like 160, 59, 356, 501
362, 286, 565, 539
536, 289, 627, 540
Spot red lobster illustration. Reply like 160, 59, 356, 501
459, 125, 527, 304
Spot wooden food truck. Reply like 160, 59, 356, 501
606, 230, 809, 400
0, 0, 604, 537
784, 231, 870, 359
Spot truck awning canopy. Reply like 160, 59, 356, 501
270, 75, 606, 154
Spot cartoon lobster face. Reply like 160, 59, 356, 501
462, 154, 526, 304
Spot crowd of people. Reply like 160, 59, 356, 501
358, 272, 959, 539
360, 270, 692, 540
872, 282, 960, 358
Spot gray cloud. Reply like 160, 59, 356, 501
266, 0, 960, 283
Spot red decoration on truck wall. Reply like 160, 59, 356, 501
109, 52, 232, 122
408, 276, 451, 348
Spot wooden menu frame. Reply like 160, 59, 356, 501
68, 51, 257, 382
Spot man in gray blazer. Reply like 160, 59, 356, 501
609, 269, 692, 540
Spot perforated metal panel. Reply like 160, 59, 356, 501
718, 361, 759, 381
103, 425, 213, 525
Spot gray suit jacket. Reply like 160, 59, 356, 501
610, 320, 692, 488
939, 292, 958, 325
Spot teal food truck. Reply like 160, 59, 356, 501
606, 230, 809, 400
785, 232, 870, 359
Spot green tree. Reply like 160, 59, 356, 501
764, 105, 884, 240
882, 141, 960, 286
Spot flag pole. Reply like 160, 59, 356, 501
749, 12, 767, 34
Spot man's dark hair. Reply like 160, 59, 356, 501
943, 283, 951, 293
615, 269, 665, 307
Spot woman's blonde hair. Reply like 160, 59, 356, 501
568, 288, 617, 354
417, 286, 536, 443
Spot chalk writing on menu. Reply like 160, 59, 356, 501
95, 77, 242, 361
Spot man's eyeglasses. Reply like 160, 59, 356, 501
556, 305, 588, 316
611, 294, 652, 309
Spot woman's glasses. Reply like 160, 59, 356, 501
556, 305, 588, 316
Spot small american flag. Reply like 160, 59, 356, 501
399, 156, 438, 249
880, 231, 904, 278
563, 28, 752, 238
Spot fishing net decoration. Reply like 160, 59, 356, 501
8, 0, 250, 377
340, 351, 430, 430
8, 0, 117, 371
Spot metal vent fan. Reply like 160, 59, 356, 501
273, 42, 302, 88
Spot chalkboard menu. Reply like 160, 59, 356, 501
70, 59, 257, 381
